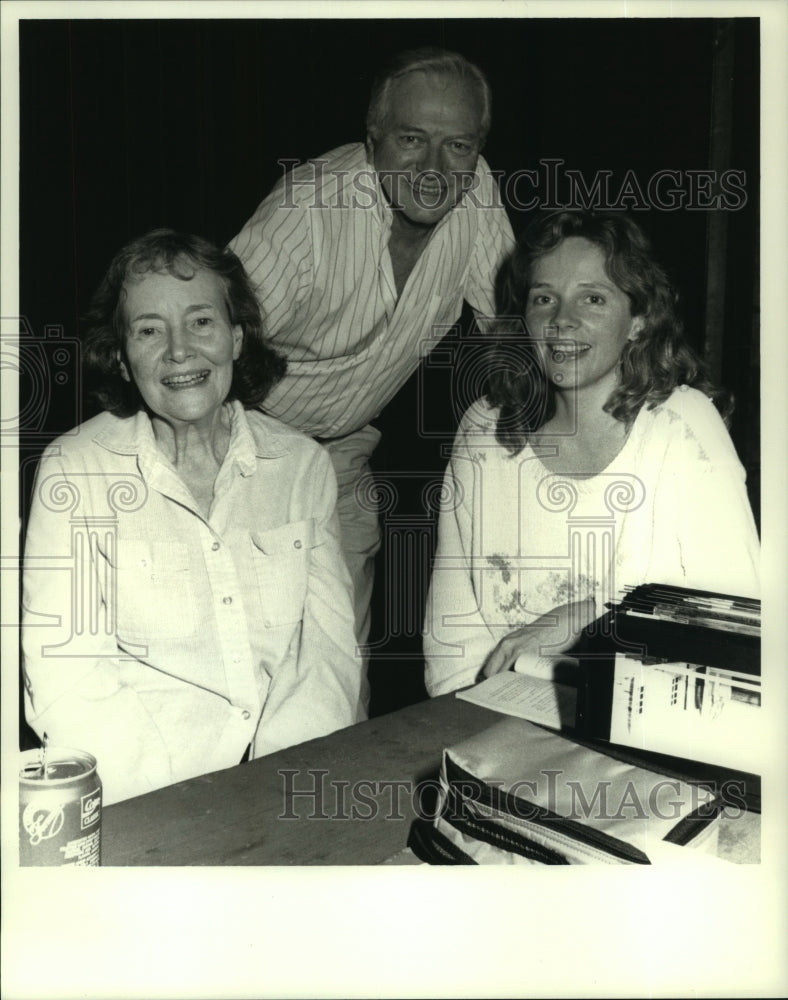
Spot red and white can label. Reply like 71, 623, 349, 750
19, 749, 102, 866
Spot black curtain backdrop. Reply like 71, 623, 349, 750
18, 17, 759, 721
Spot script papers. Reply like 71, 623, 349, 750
605, 584, 761, 773
457, 672, 578, 730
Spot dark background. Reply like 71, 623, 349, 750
18, 17, 759, 730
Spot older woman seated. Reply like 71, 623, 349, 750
22, 229, 365, 804
424, 210, 760, 696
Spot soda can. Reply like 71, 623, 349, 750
19, 747, 102, 866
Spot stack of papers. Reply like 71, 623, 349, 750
457, 672, 577, 729
614, 583, 761, 638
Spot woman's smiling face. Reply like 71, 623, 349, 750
525, 236, 642, 394
119, 266, 242, 429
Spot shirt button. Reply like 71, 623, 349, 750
294, 539, 302, 549
264, 620, 272, 628
223, 596, 233, 605
211, 541, 220, 551
241, 710, 251, 720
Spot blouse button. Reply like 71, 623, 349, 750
294, 539, 303, 549
241, 710, 251, 721
211, 541, 220, 551
223, 596, 233, 605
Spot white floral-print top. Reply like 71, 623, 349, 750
424, 386, 760, 696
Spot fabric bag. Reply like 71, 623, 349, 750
409, 716, 723, 865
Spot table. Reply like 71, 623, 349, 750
101, 695, 760, 865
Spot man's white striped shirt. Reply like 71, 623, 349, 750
229, 143, 515, 439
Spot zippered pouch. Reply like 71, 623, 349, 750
409, 716, 722, 865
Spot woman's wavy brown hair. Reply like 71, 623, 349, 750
81, 228, 286, 417
486, 210, 731, 455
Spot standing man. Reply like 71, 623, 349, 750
228, 48, 515, 693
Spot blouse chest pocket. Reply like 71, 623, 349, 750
108, 540, 196, 640
250, 518, 317, 627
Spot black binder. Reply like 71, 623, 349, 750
572, 583, 761, 809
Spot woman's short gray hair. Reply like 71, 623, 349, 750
366, 47, 491, 142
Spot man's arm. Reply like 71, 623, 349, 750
463, 157, 516, 319
227, 179, 314, 341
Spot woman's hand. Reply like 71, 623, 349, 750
480, 597, 598, 680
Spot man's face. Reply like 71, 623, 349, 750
368, 70, 484, 226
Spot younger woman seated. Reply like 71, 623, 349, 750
424, 210, 760, 696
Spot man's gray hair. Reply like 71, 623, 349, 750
366, 47, 492, 141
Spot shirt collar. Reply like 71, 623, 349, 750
92, 408, 159, 459
92, 400, 290, 472
225, 401, 260, 475
226, 401, 292, 467
363, 147, 393, 229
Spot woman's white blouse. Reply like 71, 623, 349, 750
22, 402, 364, 804
424, 386, 760, 696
